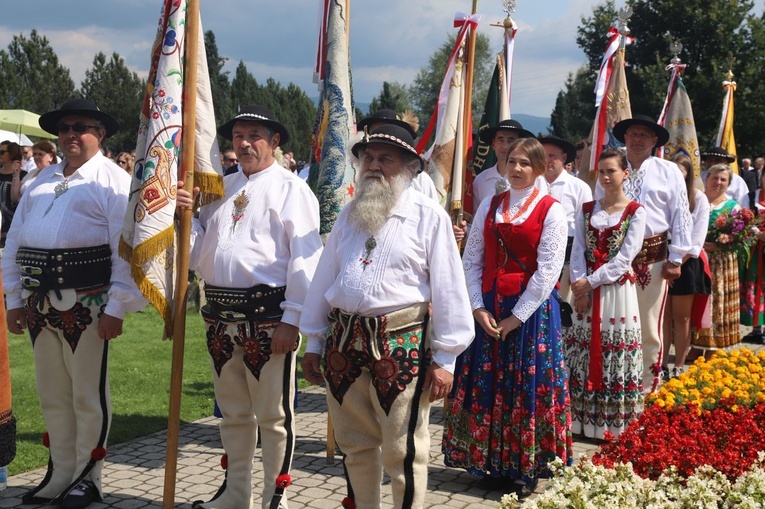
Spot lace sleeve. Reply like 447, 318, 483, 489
463, 198, 490, 310
512, 201, 567, 322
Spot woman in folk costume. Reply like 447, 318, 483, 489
565, 149, 646, 440
740, 168, 765, 344
661, 154, 711, 378
443, 137, 572, 498
691, 164, 742, 356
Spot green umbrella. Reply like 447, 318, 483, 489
0, 109, 55, 139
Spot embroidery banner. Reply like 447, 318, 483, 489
420, 13, 480, 210
716, 76, 739, 174
658, 64, 701, 181
309, 0, 355, 237
120, 0, 223, 339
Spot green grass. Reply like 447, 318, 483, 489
8, 306, 310, 476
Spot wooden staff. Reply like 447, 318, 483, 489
454, 0, 479, 236
162, 0, 200, 506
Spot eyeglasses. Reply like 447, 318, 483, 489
117, 160, 128, 165
224, 157, 238, 163
57, 122, 100, 134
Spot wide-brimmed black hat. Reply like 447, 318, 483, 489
357, 109, 417, 138
217, 105, 290, 145
478, 119, 534, 144
612, 115, 670, 149
538, 135, 576, 165
39, 98, 120, 138
701, 146, 735, 163
351, 124, 424, 171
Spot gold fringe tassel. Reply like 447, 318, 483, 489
121, 227, 176, 340
195, 171, 225, 206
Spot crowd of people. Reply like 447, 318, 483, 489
1, 97, 763, 509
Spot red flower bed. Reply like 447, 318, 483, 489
592, 401, 765, 480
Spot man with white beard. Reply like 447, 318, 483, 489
300, 124, 474, 509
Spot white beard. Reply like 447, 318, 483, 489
347, 170, 409, 235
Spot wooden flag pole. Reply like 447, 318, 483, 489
162, 0, 200, 506
455, 0, 479, 231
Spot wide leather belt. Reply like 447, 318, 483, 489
332, 302, 429, 333
16, 244, 111, 294
632, 232, 668, 266
202, 283, 286, 322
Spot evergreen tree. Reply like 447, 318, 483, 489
409, 32, 492, 129
552, 0, 765, 157
0, 30, 76, 113
366, 82, 412, 118
204, 30, 234, 130
80, 52, 143, 153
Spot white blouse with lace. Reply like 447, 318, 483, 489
463, 183, 567, 322
569, 201, 647, 289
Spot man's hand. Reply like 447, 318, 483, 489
271, 322, 299, 355
424, 364, 453, 403
662, 261, 682, 281
6, 308, 26, 335
176, 181, 200, 210
301, 353, 324, 385
453, 220, 467, 243
98, 314, 124, 340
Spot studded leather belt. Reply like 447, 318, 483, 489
632, 232, 668, 266
202, 283, 286, 322
16, 244, 112, 294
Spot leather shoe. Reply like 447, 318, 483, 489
513, 478, 538, 499
59, 480, 102, 509
743, 331, 764, 344
21, 492, 55, 505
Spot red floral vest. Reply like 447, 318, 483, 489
481, 191, 557, 295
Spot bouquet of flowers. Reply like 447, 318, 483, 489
707, 208, 762, 264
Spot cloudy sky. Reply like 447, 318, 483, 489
2, 0, 763, 118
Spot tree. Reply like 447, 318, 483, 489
0, 30, 76, 114
204, 30, 234, 129
366, 82, 412, 118
550, 67, 596, 142
549, 1, 617, 141
80, 52, 143, 152
409, 32, 492, 130
552, 0, 765, 156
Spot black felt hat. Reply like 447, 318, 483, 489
39, 98, 120, 138
478, 119, 534, 144
357, 109, 417, 139
351, 124, 424, 171
612, 115, 670, 149
538, 135, 577, 165
217, 105, 290, 145
701, 146, 736, 163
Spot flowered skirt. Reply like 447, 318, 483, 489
564, 281, 644, 440
442, 285, 572, 482
693, 250, 741, 349
741, 241, 765, 326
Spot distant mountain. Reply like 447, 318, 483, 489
513, 114, 551, 137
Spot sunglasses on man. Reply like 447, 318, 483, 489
57, 122, 100, 134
